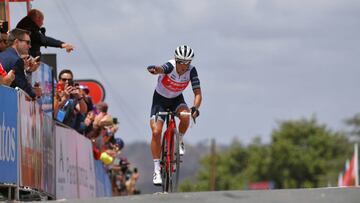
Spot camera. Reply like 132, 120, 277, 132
113, 117, 118, 124
121, 164, 128, 174
68, 80, 74, 86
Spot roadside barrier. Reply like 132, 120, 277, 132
0, 66, 112, 200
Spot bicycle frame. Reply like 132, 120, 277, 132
156, 110, 192, 193
163, 113, 176, 174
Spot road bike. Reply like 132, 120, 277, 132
155, 110, 193, 193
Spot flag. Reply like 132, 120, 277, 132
338, 143, 359, 187
338, 172, 343, 187
342, 157, 355, 186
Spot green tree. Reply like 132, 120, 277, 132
180, 117, 352, 191
345, 113, 360, 140
269, 118, 351, 188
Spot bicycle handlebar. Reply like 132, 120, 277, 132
155, 111, 196, 124
157, 111, 192, 116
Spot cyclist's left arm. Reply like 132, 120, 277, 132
193, 88, 202, 109
190, 67, 202, 116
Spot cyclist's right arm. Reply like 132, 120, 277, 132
147, 62, 174, 75
147, 65, 163, 75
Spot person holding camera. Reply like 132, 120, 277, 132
80, 85, 94, 111
54, 69, 87, 127
16, 9, 74, 58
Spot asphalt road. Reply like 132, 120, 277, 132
46, 187, 360, 203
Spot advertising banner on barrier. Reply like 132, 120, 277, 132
56, 124, 98, 199
42, 114, 55, 196
31, 63, 54, 116
94, 161, 105, 197
56, 125, 78, 199
95, 160, 112, 197
76, 135, 96, 198
0, 86, 18, 184
19, 92, 44, 189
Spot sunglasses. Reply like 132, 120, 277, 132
18, 39, 31, 45
60, 78, 72, 82
176, 60, 191, 65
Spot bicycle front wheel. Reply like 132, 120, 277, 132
172, 129, 181, 192
160, 133, 169, 192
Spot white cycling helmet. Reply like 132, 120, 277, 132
174, 45, 194, 61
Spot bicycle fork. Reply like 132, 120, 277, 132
165, 119, 176, 172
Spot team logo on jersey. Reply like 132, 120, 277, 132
161, 75, 189, 92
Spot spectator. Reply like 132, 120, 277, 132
78, 110, 95, 135
80, 85, 94, 112
111, 157, 140, 196
0, 28, 41, 99
0, 31, 8, 52
93, 102, 113, 128
125, 167, 140, 195
16, 9, 74, 58
0, 29, 17, 86
0, 63, 15, 86
0, 21, 8, 52
54, 69, 87, 127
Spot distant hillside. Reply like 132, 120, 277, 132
120, 141, 212, 194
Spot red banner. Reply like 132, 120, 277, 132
76, 79, 106, 105
248, 181, 274, 190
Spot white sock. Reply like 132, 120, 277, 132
179, 133, 184, 143
154, 159, 160, 172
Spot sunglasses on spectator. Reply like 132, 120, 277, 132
0, 39, 7, 43
60, 78, 72, 82
18, 39, 31, 45
176, 60, 191, 65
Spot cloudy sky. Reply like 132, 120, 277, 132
10, 0, 360, 145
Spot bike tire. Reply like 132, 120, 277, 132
168, 131, 175, 192
173, 129, 181, 192
160, 133, 169, 192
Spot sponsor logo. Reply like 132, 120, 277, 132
0, 113, 16, 162
161, 75, 189, 92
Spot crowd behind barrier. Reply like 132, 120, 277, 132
0, 9, 139, 200
0, 62, 139, 200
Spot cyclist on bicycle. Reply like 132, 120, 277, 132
147, 45, 202, 185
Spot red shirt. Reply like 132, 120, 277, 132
0, 63, 7, 77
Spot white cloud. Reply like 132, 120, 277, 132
9, 0, 360, 144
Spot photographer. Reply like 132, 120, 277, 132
80, 85, 94, 112
116, 158, 140, 196
125, 167, 140, 195
54, 69, 87, 127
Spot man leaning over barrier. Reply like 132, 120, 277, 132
16, 9, 74, 58
0, 28, 41, 99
